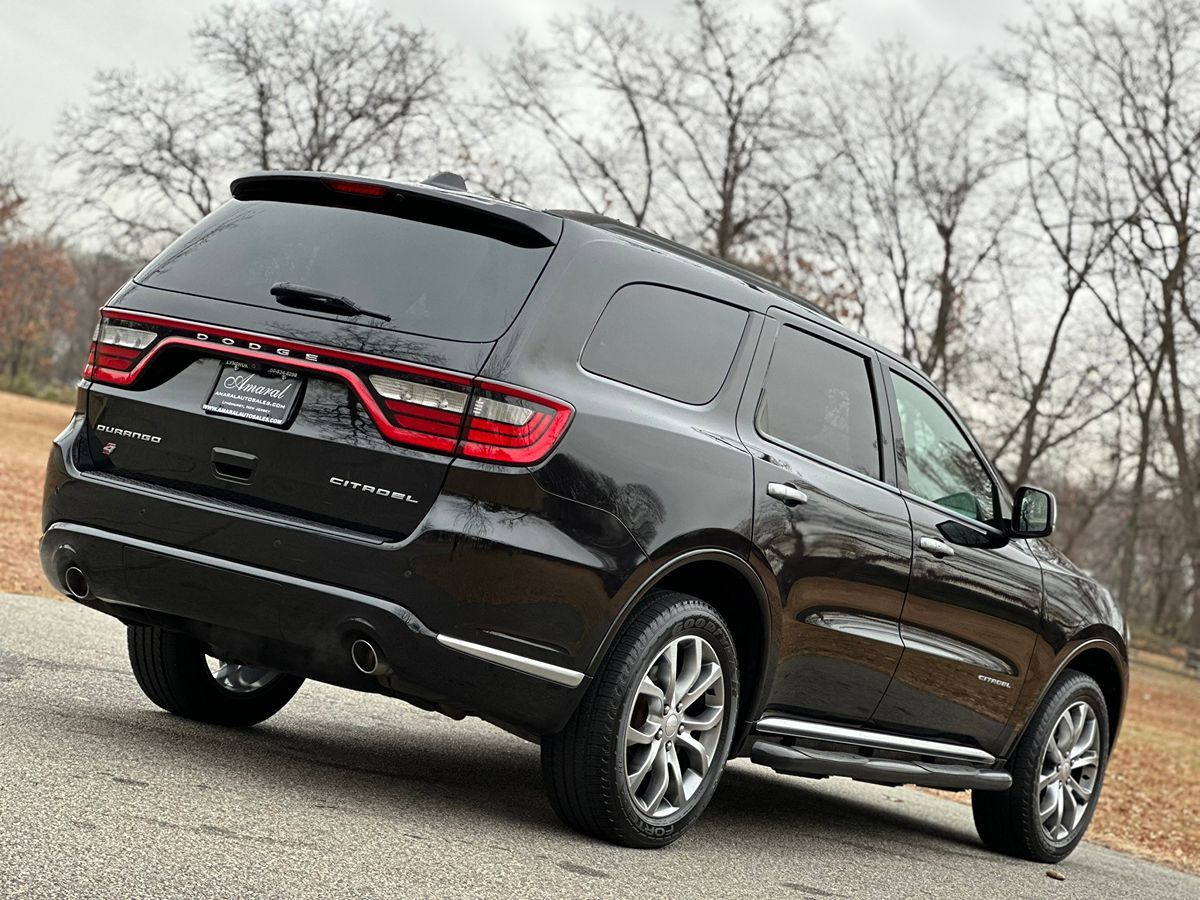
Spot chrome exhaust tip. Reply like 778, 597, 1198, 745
350, 638, 391, 676
63, 566, 89, 600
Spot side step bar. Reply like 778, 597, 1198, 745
751, 742, 1012, 791
756, 716, 996, 765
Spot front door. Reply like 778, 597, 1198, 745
869, 366, 1042, 752
740, 314, 913, 724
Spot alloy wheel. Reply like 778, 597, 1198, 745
624, 635, 726, 818
1038, 700, 1101, 842
206, 656, 280, 694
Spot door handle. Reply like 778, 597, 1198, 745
918, 537, 956, 558
767, 482, 809, 506
212, 447, 257, 483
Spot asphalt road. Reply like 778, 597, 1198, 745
1, 593, 1196, 900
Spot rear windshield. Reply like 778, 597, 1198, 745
136, 198, 556, 342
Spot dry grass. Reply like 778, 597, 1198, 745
0, 390, 74, 597
1092, 653, 1200, 872
1, 390, 1197, 872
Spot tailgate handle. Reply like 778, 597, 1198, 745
212, 447, 258, 483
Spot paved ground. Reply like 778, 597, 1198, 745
1, 594, 1196, 900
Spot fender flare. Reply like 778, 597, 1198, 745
585, 547, 779, 737
1007, 636, 1128, 758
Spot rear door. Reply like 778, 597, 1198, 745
740, 311, 913, 724
82, 177, 560, 540
869, 364, 1042, 750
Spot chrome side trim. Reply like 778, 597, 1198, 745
802, 611, 1017, 676
900, 623, 1018, 676
804, 611, 903, 649
437, 634, 586, 688
755, 716, 997, 765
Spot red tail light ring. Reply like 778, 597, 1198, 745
84, 309, 572, 466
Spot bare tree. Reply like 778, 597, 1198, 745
809, 42, 1015, 387
56, 0, 451, 254
653, 0, 832, 262
490, 0, 831, 264
490, 10, 660, 226
1008, 0, 1200, 658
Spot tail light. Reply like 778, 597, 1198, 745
84, 309, 572, 466
369, 373, 470, 455
83, 321, 158, 383
462, 382, 573, 464
369, 373, 572, 464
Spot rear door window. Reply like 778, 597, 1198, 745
756, 325, 882, 480
136, 198, 555, 342
581, 284, 748, 404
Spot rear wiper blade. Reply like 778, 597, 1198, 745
270, 282, 392, 322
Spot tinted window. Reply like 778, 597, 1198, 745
137, 199, 554, 342
581, 285, 747, 404
757, 326, 881, 479
890, 372, 995, 521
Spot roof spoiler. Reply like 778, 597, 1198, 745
229, 171, 562, 245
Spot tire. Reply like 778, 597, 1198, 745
127, 625, 304, 727
972, 670, 1110, 862
541, 590, 739, 848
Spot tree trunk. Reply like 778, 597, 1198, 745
1116, 401, 1154, 618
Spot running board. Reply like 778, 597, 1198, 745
751, 741, 1012, 791
755, 716, 996, 765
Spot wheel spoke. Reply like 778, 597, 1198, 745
628, 738, 662, 794
1068, 776, 1093, 800
675, 638, 703, 703
213, 662, 237, 686
682, 703, 724, 732
1040, 782, 1060, 821
1062, 782, 1079, 829
1072, 752, 1099, 771
1073, 717, 1097, 758
626, 723, 656, 746
665, 744, 686, 807
1047, 735, 1064, 763
677, 733, 710, 777
639, 675, 665, 705
642, 744, 671, 812
682, 663, 722, 709
660, 641, 679, 707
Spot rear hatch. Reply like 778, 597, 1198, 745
81, 174, 564, 540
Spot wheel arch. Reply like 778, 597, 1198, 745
587, 548, 779, 754
1018, 637, 1128, 753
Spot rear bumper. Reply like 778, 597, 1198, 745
41, 520, 588, 736
39, 415, 649, 737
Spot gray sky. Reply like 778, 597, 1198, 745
0, 0, 1020, 158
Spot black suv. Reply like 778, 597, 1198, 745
41, 172, 1126, 861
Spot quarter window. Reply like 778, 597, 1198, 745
890, 372, 995, 521
581, 284, 748, 405
756, 326, 881, 479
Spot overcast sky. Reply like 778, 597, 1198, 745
0, 0, 1026, 159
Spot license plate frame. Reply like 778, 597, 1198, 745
203, 361, 304, 427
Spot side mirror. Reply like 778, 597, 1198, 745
1011, 485, 1056, 539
